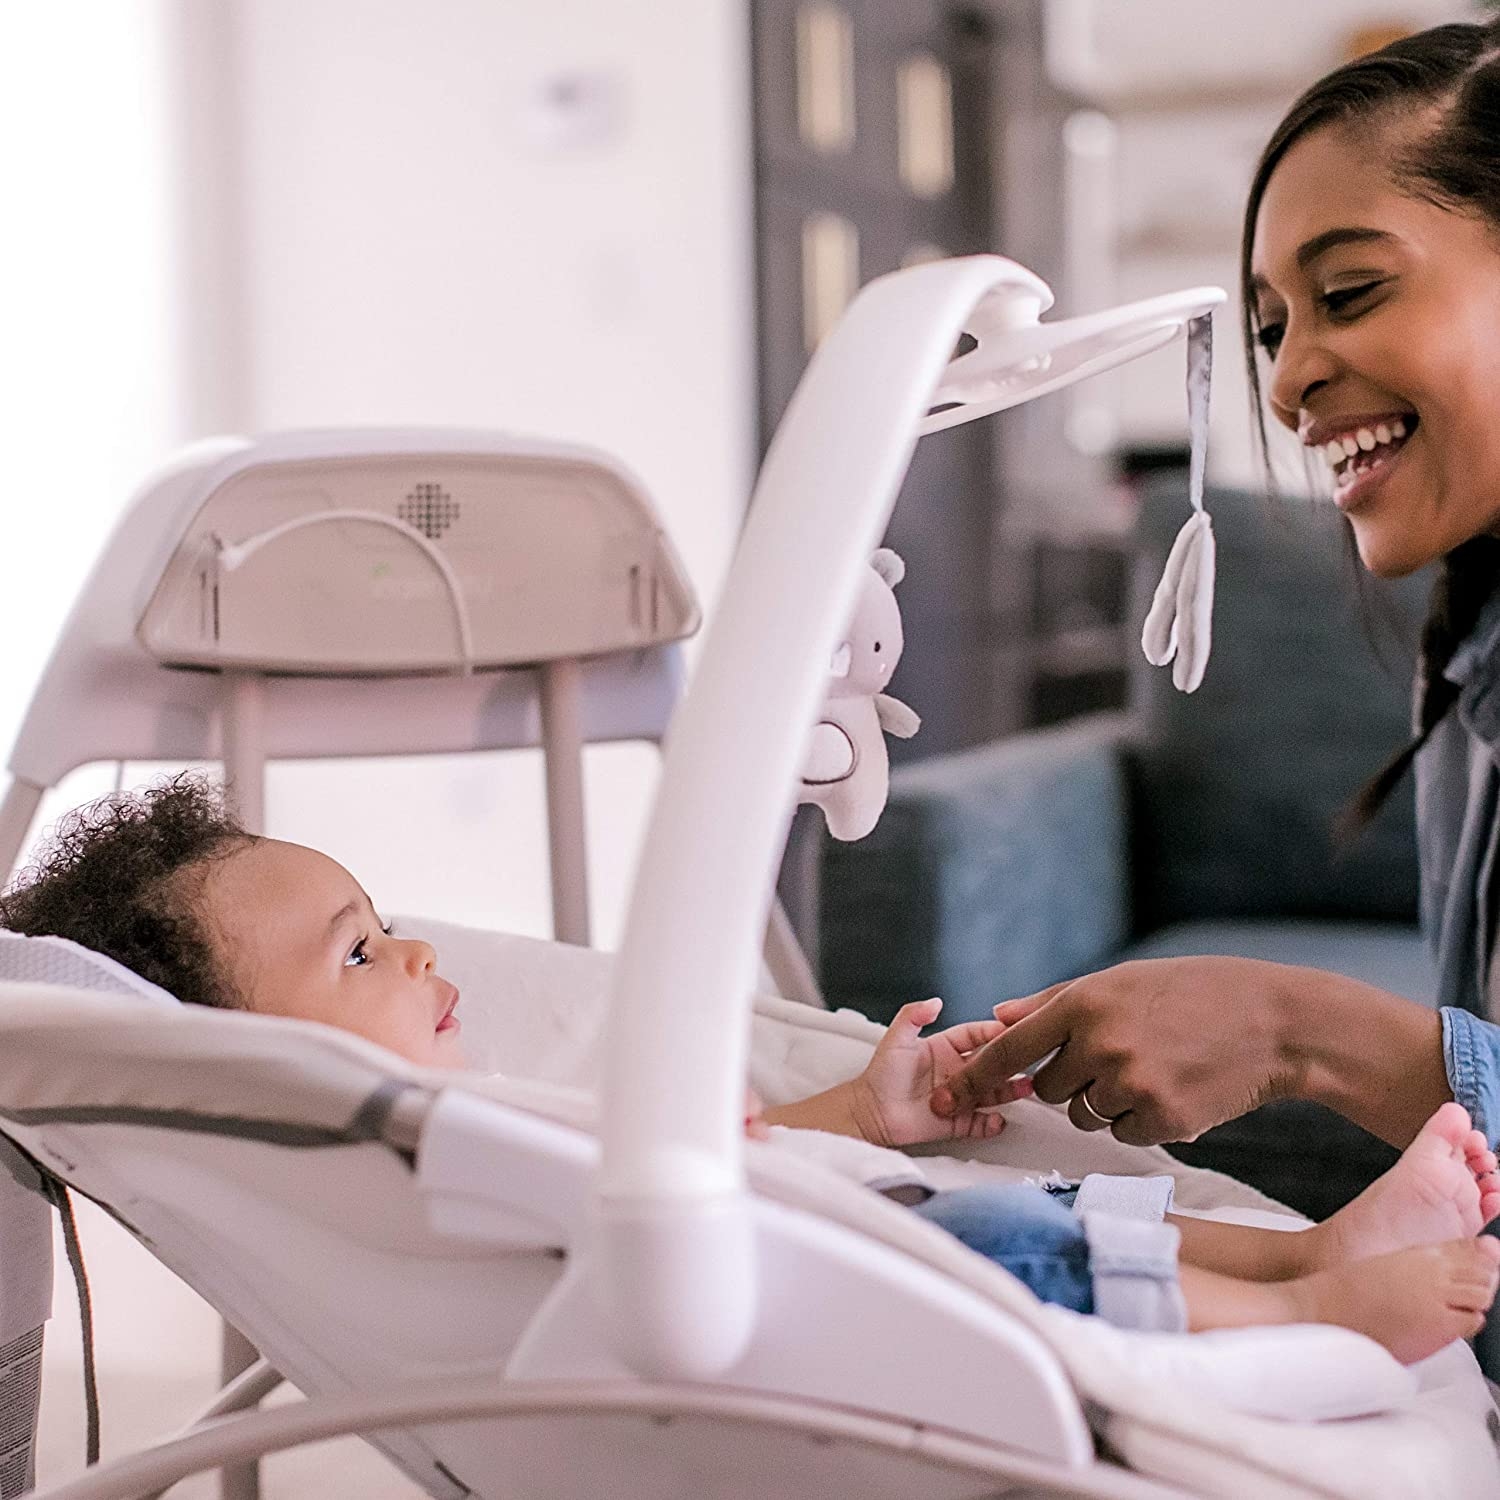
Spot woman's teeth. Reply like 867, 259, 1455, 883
1321, 419, 1411, 484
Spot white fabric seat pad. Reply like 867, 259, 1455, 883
0, 921, 1496, 1498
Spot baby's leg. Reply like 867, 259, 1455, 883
1172, 1101, 1500, 1284
911, 1184, 1095, 1314
1180, 1238, 1500, 1365
1308, 1101, 1500, 1268
912, 1183, 1186, 1331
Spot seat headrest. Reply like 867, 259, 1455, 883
0, 932, 179, 1008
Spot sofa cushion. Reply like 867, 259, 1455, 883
819, 716, 1133, 1025
1118, 917, 1435, 1004
1128, 481, 1432, 930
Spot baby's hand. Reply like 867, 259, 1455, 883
849, 997, 1033, 1148
744, 1087, 770, 1140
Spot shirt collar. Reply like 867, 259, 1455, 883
1451, 584, 1500, 745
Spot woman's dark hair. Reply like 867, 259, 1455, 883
1240, 21, 1500, 830
0, 773, 254, 1007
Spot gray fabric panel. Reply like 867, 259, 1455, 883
819, 714, 1131, 1024
0, 1139, 50, 1349
0, 1077, 433, 1157
0, 932, 178, 1005
1119, 918, 1436, 1006
0, 1326, 42, 1500
1128, 480, 1432, 928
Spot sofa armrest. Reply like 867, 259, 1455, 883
818, 713, 1133, 1025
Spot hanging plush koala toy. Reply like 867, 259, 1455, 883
799, 548, 921, 841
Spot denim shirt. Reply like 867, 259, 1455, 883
1419, 586, 1500, 1142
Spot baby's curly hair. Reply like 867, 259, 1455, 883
0, 773, 255, 1008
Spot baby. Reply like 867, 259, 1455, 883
5, 775, 1498, 1365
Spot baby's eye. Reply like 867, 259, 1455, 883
345, 938, 372, 969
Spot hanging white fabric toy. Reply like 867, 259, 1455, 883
1141, 314, 1216, 693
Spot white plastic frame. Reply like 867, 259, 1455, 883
597, 255, 1224, 1377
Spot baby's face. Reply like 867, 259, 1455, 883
196, 838, 466, 1068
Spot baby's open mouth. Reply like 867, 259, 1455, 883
436, 987, 461, 1032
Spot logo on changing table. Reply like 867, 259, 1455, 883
367, 570, 497, 604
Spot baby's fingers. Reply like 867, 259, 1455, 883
935, 1018, 1007, 1054
938, 1103, 1009, 1142
889, 997, 944, 1035
744, 1087, 770, 1140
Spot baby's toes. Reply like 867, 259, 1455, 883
1467, 1135, 1498, 1171
1445, 1244, 1500, 1309
1479, 1175, 1500, 1223
1424, 1102, 1476, 1153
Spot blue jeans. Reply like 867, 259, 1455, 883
911, 1183, 1095, 1315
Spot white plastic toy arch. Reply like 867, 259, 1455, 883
596, 255, 1225, 1378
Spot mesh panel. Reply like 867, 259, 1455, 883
0, 1326, 42, 1500
0, 932, 178, 1005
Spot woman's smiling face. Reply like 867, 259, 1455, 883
1251, 120, 1500, 575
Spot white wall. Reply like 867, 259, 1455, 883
1046, 0, 1485, 496
1048, 0, 1486, 104
0, 3, 183, 828
16, 6, 754, 1490
210, 0, 756, 945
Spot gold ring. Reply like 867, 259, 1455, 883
1078, 1088, 1119, 1127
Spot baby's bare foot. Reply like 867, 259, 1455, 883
1289, 1238, 1500, 1365
1306, 1102, 1500, 1272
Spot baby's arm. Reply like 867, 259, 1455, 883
760, 1080, 868, 1138
762, 998, 1032, 1146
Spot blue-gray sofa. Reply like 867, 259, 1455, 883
820, 480, 1436, 1219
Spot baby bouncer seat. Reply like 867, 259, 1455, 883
3, 256, 1500, 1500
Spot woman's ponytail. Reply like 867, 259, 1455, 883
1339, 539, 1500, 838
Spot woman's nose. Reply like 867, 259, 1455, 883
1267, 324, 1337, 429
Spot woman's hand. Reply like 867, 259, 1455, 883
930, 957, 1308, 1145
928, 955, 1451, 1149
848, 997, 1033, 1148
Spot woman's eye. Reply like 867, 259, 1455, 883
345, 939, 371, 969
1255, 321, 1284, 358
1321, 281, 1382, 316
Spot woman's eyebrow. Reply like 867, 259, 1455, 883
1250, 226, 1396, 309
1295, 226, 1396, 269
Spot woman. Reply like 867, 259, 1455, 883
936, 20, 1500, 1161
